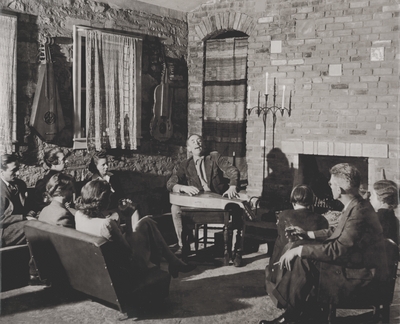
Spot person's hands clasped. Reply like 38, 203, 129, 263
222, 186, 239, 199
285, 225, 308, 240
180, 185, 200, 196
278, 246, 302, 271
118, 198, 134, 211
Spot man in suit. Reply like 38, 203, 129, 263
167, 134, 242, 265
0, 154, 36, 247
259, 163, 386, 324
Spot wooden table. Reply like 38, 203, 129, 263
170, 192, 247, 266
180, 207, 231, 266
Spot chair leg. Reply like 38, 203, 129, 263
240, 223, 246, 253
181, 228, 190, 262
195, 224, 199, 252
327, 304, 336, 324
204, 224, 208, 248
381, 303, 390, 323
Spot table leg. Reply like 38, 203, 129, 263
181, 227, 190, 262
223, 224, 229, 266
224, 211, 231, 266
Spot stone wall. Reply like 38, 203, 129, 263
187, 0, 399, 196
0, 0, 189, 187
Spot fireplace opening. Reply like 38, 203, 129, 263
298, 154, 369, 213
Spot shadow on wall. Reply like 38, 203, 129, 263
260, 148, 294, 214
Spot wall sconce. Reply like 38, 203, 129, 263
247, 75, 292, 180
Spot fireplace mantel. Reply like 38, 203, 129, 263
281, 141, 388, 159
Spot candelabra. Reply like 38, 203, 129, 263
246, 78, 292, 180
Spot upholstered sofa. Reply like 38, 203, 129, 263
24, 221, 171, 314
0, 244, 30, 292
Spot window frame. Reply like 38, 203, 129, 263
72, 25, 143, 150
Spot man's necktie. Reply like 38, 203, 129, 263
196, 158, 210, 191
198, 159, 207, 184
9, 183, 18, 196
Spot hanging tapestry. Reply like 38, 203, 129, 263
0, 14, 17, 154
203, 37, 248, 174
85, 30, 142, 151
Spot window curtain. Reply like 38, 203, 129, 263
86, 30, 141, 150
0, 14, 17, 154
203, 37, 248, 175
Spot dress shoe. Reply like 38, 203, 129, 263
259, 314, 293, 324
168, 262, 197, 278
174, 246, 183, 257
233, 254, 243, 267
29, 274, 48, 286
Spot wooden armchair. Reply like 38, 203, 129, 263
240, 197, 278, 254
319, 238, 399, 324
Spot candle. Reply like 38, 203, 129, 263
265, 72, 269, 95
282, 85, 286, 108
247, 85, 251, 108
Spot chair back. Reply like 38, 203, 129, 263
0, 244, 30, 292
24, 221, 133, 310
379, 238, 399, 304
24, 220, 171, 313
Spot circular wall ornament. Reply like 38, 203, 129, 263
43, 111, 56, 125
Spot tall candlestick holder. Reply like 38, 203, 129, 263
247, 78, 292, 180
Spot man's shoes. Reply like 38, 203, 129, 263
259, 314, 295, 324
29, 274, 48, 286
233, 254, 243, 267
174, 246, 183, 257
168, 262, 197, 278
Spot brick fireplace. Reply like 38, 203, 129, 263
282, 140, 388, 194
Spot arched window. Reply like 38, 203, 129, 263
203, 31, 248, 173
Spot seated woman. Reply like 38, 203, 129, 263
34, 147, 68, 212
75, 179, 196, 278
265, 184, 329, 298
370, 179, 399, 245
88, 150, 140, 223
38, 173, 76, 228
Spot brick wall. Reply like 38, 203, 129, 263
188, 0, 399, 196
0, 0, 188, 186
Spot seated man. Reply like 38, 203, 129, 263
260, 163, 386, 324
0, 154, 36, 247
166, 134, 243, 266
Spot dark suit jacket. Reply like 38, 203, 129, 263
167, 151, 239, 194
377, 208, 399, 245
0, 178, 29, 246
38, 200, 76, 228
92, 172, 123, 210
301, 196, 386, 303
268, 208, 329, 280
34, 169, 60, 212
